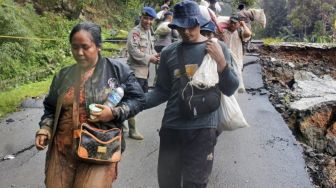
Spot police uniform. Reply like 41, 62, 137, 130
127, 24, 156, 91
126, 7, 157, 140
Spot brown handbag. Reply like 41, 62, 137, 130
73, 123, 122, 164
72, 66, 122, 164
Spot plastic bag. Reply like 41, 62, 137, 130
190, 38, 219, 89
154, 22, 171, 36
217, 94, 249, 134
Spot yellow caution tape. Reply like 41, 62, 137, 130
0, 35, 59, 41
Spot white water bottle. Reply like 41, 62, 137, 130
104, 87, 124, 108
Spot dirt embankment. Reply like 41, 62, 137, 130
258, 43, 336, 187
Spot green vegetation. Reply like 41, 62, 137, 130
1, 0, 335, 118
0, 0, 76, 91
0, 0, 143, 118
259, 0, 336, 43
262, 38, 284, 46
0, 78, 52, 119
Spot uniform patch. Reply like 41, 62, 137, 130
132, 32, 140, 43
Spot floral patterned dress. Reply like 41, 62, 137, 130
45, 68, 117, 188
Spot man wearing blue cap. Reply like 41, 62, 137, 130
154, 11, 179, 53
144, 0, 239, 187
200, 21, 216, 38
126, 6, 160, 140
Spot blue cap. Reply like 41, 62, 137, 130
201, 21, 216, 32
168, 0, 208, 29
142, 7, 157, 18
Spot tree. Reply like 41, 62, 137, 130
287, 0, 336, 42
261, 0, 289, 38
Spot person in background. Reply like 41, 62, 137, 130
208, 0, 221, 14
35, 21, 145, 188
156, 4, 170, 23
237, 4, 267, 53
196, 0, 221, 15
126, 6, 160, 140
154, 11, 179, 53
200, 21, 216, 39
163, 0, 171, 7
237, 3, 254, 30
144, 1, 239, 187
218, 14, 252, 93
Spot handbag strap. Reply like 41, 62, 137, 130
72, 65, 81, 130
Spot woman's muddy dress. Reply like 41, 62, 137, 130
45, 69, 117, 188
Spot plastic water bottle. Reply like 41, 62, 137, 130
104, 87, 124, 108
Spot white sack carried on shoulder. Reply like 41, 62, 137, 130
154, 22, 171, 36
250, 9, 267, 28
190, 38, 219, 89
217, 94, 249, 133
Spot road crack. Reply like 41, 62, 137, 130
0, 144, 35, 163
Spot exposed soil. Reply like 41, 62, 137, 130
257, 43, 336, 187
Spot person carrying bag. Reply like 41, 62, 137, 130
177, 41, 221, 119
72, 67, 122, 164
35, 22, 145, 188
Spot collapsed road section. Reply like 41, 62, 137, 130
258, 43, 336, 187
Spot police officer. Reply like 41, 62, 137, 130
126, 6, 159, 140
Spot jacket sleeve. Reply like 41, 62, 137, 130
217, 41, 239, 96
127, 28, 151, 66
39, 74, 59, 132
144, 49, 171, 109
111, 62, 146, 122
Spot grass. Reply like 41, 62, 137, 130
263, 38, 284, 46
0, 78, 52, 119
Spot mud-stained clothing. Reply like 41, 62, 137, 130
158, 128, 217, 188
39, 56, 145, 188
144, 41, 239, 186
46, 82, 117, 188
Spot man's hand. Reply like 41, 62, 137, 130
149, 54, 160, 64
239, 20, 246, 27
239, 21, 252, 38
89, 104, 114, 123
206, 39, 227, 73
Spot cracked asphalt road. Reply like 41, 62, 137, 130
0, 56, 313, 188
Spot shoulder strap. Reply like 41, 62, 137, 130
237, 28, 244, 42
177, 43, 186, 75
177, 42, 208, 73
72, 65, 81, 130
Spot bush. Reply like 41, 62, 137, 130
0, 0, 75, 91
263, 38, 283, 46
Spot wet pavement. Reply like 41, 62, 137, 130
0, 56, 313, 188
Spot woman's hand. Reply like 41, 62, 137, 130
89, 104, 114, 123
206, 39, 227, 73
35, 134, 48, 150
